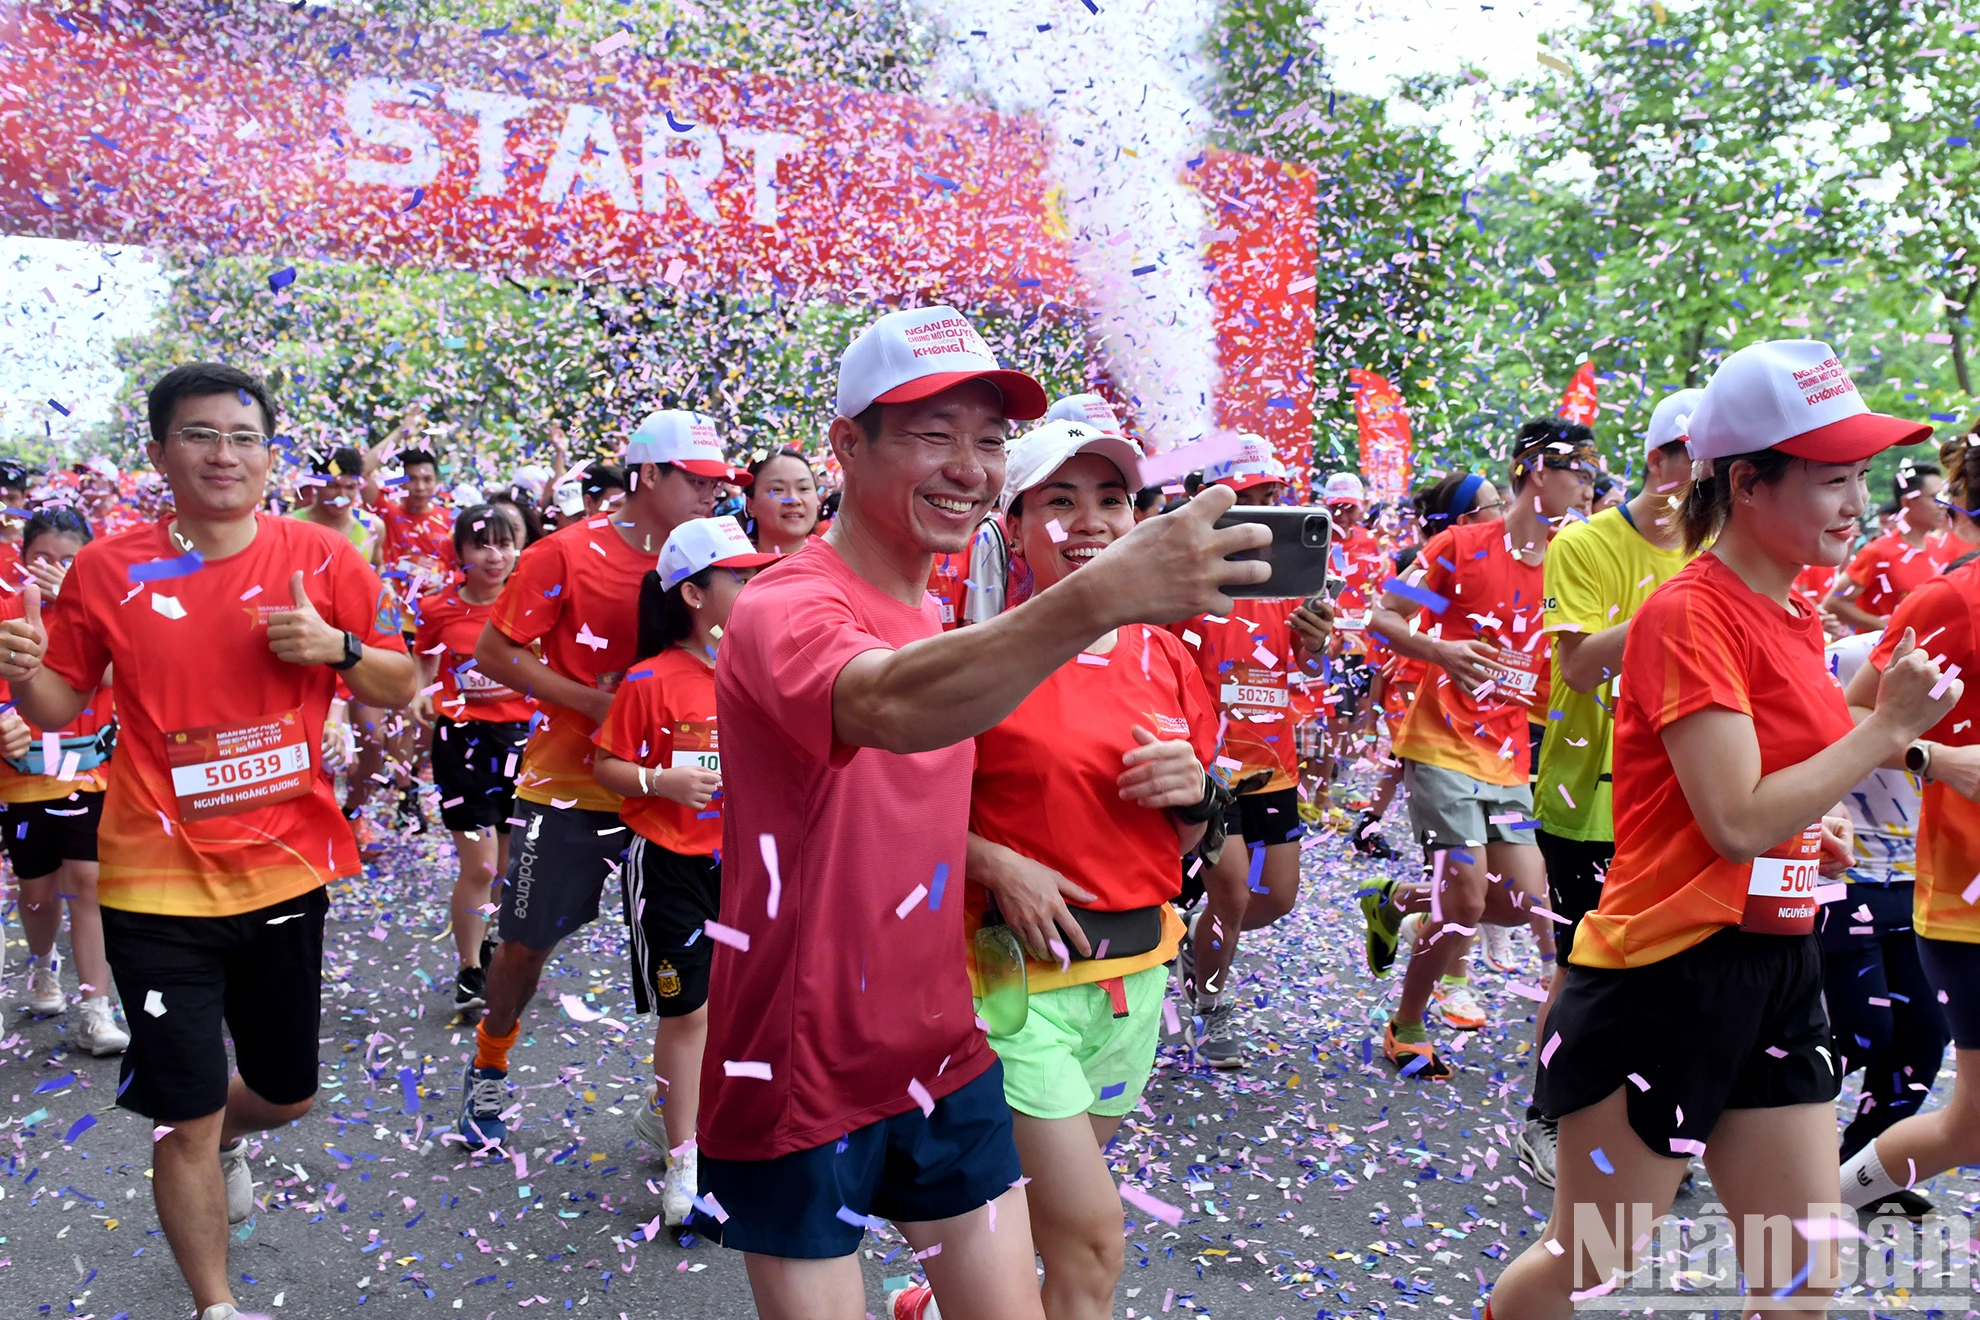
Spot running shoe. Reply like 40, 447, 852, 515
1479, 923, 1520, 973
1382, 1019, 1453, 1081
219, 1137, 255, 1224
632, 1088, 668, 1155
347, 811, 384, 863
1359, 878, 1404, 976
1196, 1000, 1245, 1069
1516, 1116, 1558, 1189
397, 786, 428, 835
199, 1306, 242, 1320
27, 956, 64, 1015
1350, 810, 1396, 860
1296, 798, 1324, 826
1867, 1188, 1933, 1221
888, 1284, 942, 1320
459, 1065, 509, 1148
74, 997, 129, 1056
1175, 907, 1199, 1008
1432, 976, 1489, 1030
454, 964, 487, 1012
662, 1145, 697, 1227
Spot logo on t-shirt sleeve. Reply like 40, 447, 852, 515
375, 583, 405, 636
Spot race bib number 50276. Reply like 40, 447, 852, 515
165, 708, 314, 822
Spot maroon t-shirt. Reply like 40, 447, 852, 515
701, 541, 993, 1161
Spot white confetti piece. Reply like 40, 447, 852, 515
150, 593, 186, 619
143, 989, 166, 1017
895, 883, 928, 918
558, 993, 603, 1022
723, 1060, 772, 1080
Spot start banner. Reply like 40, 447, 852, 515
0, 3, 1315, 467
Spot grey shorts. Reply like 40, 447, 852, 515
1402, 759, 1538, 852
497, 800, 632, 951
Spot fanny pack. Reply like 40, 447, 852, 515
6, 722, 117, 778
981, 899, 1166, 962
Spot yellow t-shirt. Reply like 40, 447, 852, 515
1536, 505, 1693, 843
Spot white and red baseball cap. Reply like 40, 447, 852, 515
626, 410, 751, 485
836, 306, 1048, 422
656, 516, 780, 591
1686, 341, 1930, 464
1001, 420, 1145, 510
1044, 393, 1125, 432
1323, 472, 1367, 507
1206, 433, 1288, 492
1645, 388, 1704, 455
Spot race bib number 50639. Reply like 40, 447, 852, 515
165, 708, 314, 822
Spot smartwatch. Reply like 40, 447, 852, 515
1904, 740, 1932, 779
328, 630, 364, 672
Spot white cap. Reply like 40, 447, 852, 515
451, 482, 484, 506
1322, 472, 1366, 507
1045, 393, 1125, 432
626, 410, 750, 484
1686, 340, 1929, 465
1645, 388, 1704, 456
1001, 420, 1145, 511
1204, 433, 1288, 492
835, 306, 1047, 422
656, 516, 780, 591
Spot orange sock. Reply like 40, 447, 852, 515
475, 1020, 520, 1072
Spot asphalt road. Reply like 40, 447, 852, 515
1, 816, 1971, 1319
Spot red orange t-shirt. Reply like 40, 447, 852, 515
1172, 600, 1304, 792
592, 646, 722, 856
41, 514, 406, 917
1871, 558, 1980, 944
1331, 526, 1387, 657
412, 585, 535, 726
702, 542, 993, 1161
0, 592, 112, 803
1389, 521, 1549, 787
927, 551, 966, 629
1574, 555, 1855, 968
488, 518, 652, 813
1842, 532, 1957, 622
369, 492, 456, 590
1792, 564, 1836, 614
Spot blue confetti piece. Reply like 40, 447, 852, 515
35, 1073, 75, 1093
928, 862, 950, 912
1246, 842, 1267, 893
1382, 577, 1449, 614
64, 1112, 96, 1144
834, 1204, 881, 1229
398, 1066, 420, 1114
47, 398, 71, 416
1098, 1081, 1126, 1100
1590, 1147, 1615, 1174
405, 187, 426, 211
267, 266, 296, 292
127, 548, 203, 583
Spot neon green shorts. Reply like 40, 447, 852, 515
983, 962, 1169, 1120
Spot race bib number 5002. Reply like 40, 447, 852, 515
165, 708, 314, 822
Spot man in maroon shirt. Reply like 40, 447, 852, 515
699, 305, 1273, 1320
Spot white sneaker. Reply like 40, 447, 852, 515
662, 1144, 697, 1227
1432, 977, 1490, 1031
27, 959, 65, 1015
1396, 911, 1425, 962
74, 997, 129, 1056
199, 1305, 241, 1320
219, 1138, 254, 1224
1479, 923, 1520, 973
632, 1089, 668, 1155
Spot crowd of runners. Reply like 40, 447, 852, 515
0, 311, 1976, 1320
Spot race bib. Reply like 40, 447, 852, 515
1495, 645, 1541, 696
458, 665, 509, 703
669, 718, 720, 773
165, 708, 314, 822
1739, 824, 1823, 935
1220, 666, 1290, 711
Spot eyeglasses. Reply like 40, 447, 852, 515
1468, 499, 1507, 516
171, 426, 270, 451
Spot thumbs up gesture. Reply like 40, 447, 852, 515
0, 583, 48, 681
267, 570, 346, 667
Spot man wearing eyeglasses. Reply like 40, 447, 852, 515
0, 361, 416, 1320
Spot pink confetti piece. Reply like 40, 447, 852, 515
513, 1152, 528, 1178
1543, 1238, 1565, 1256
1162, 996, 1181, 1035
558, 993, 603, 1022
697, 1191, 730, 1223
1961, 872, 1980, 906
1540, 1030, 1562, 1066
1119, 1182, 1183, 1226
1627, 1072, 1650, 1091
761, 832, 782, 918
591, 29, 633, 56
1930, 662, 1962, 700
913, 1242, 943, 1261
895, 883, 928, 918
1506, 980, 1548, 1001
1670, 1137, 1706, 1156
723, 1059, 772, 1080
1795, 1215, 1863, 1241
702, 919, 750, 951
907, 1077, 935, 1117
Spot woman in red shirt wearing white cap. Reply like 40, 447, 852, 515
960, 418, 1237, 1320
1488, 341, 1960, 1320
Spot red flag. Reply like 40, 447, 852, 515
1558, 362, 1599, 426
1348, 369, 1412, 507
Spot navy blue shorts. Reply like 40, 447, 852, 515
1916, 935, 1980, 1050
694, 1060, 1022, 1258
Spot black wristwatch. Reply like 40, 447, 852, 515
1904, 740, 1933, 779
328, 630, 364, 671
